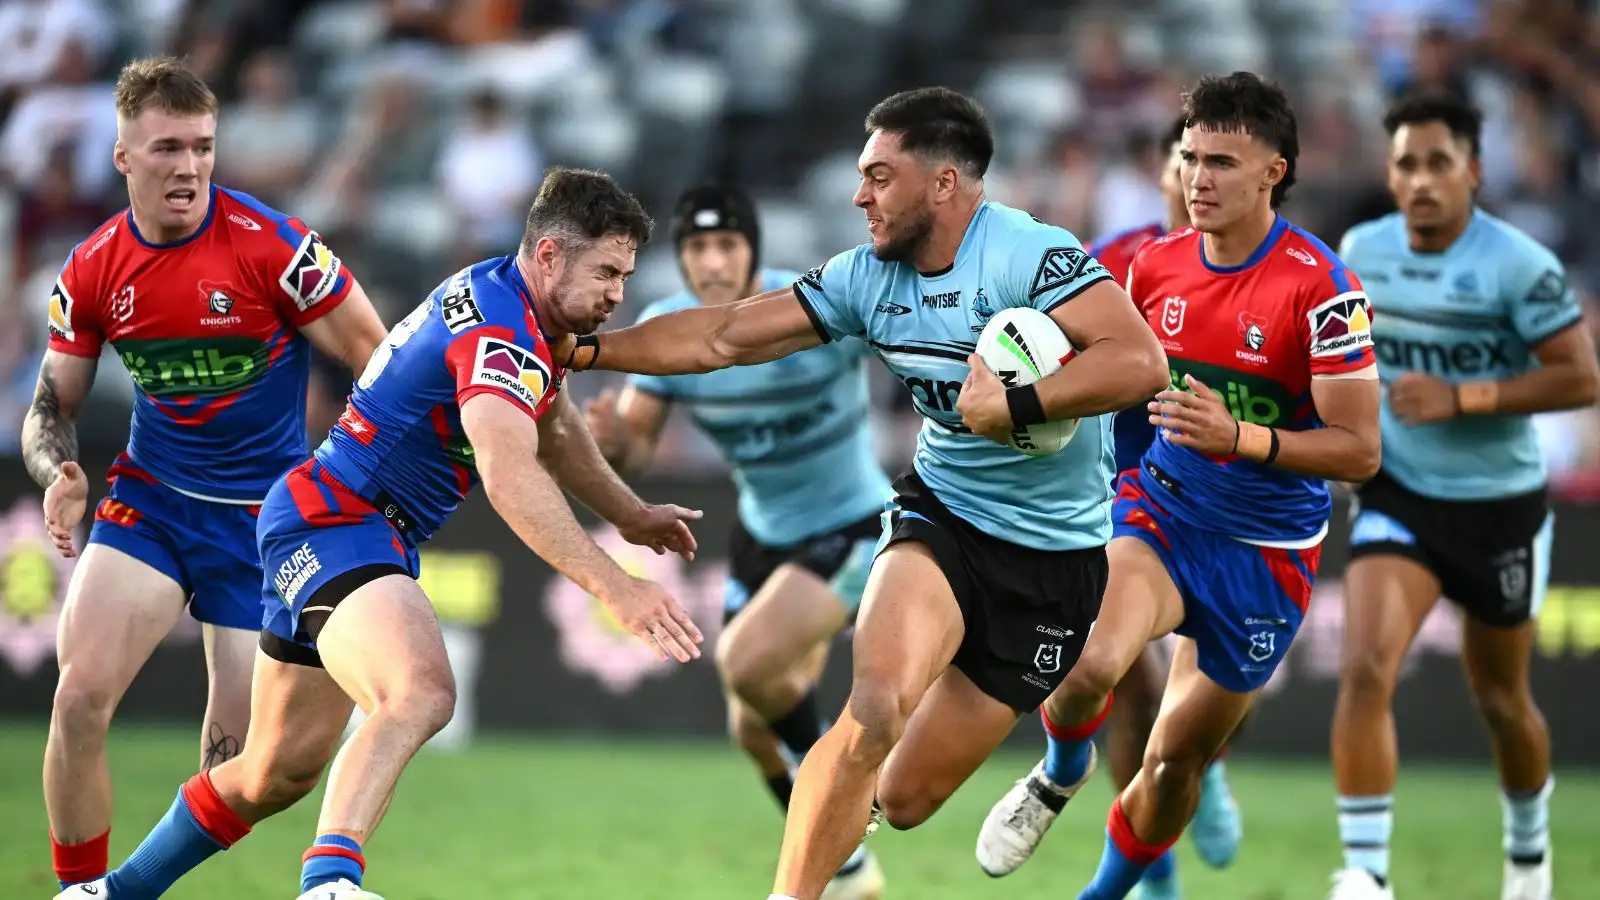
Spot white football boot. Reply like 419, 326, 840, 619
1501, 853, 1552, 900
53, 879, 107, 898
1326, 868, 1394, 900
295, 879, 386, 900
974, 743, 1098, 877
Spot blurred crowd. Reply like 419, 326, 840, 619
1, 0, 1598, 497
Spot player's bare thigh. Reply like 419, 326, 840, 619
1339, 555, 1440, 691
875, 665, 1021, 829
54, 543, 189, 721
717, 563, 848, 696
199, 624, 259, 768
315, 573, 455, 720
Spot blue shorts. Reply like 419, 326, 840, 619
1112, 471, 1320, 693
258, 460, 419, 661
86, 453, 262, 630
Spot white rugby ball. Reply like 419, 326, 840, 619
975, 307, 1079, 456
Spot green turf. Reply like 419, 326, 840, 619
1, 724, 1595, 899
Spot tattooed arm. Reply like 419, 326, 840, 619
22, 350, 96, 487
22, 351, 97, 556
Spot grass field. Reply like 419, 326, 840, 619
1, 724, 1596, 899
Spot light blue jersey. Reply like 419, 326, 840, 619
794, 202, 1116, 552
628, 269, 891, 547
1340, 209, 1582, 500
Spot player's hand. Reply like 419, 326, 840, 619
1388, 372, 1457, 425
616, 502, 703, 562
582, 390, 628, 462
41, 461, 88, 558
599, 575, 704, 662
1149, 374, 1240, 455
957, 354, 1014, 444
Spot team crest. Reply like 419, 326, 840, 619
970, 288, 995, 333
1160, 296, 1186, 336
1034, 643, 1063, 674
1247, 630, 1275, 663
279, 231, 342, 312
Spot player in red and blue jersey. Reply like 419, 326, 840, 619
21, 58, 388, 892
975, 73, 1381, 899
1078, 116, 1246, 900
68, 169, 707, 900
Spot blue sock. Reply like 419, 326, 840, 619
1041, 699, 1111, 787
1336, 794, 1392, 882
301, 834, 366, 893
1143, 848, 1177, 883
1501, 776, 1553, 866
1080, 798, 1173, 900
104, 788, 228, 898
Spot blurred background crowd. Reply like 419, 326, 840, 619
2, 0, 1599, 497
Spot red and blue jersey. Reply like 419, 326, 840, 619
315, 256, 565, 542
1128, 216, 1376, 543
1090, 221, 1169, 475
46, 185, 353, 503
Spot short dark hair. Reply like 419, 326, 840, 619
521, 167, 654, 256
1182, 71, 1299, 207
115, 56, 218, 122
864, 87, 994, 179
1382, 90, 1482, 158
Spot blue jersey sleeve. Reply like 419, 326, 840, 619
1004, 223, 1114, 314
1504, 242, 1582, 345
793, 247, 870, 343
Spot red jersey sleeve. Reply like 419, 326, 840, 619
258, 214, 355, 329
45, 254, 104, 358
1300, 271, 1377, 377
444, 325, 559, 423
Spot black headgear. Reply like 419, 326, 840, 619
670, 183, 761, 280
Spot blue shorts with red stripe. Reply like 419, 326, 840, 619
1111, 470, 1321, 693
87, 453, 263, 630
258, 460, 419, 652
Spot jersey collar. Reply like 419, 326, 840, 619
127, 184, 219, 251
1199, 213, 1288, 274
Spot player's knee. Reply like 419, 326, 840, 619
842, 683, 908, 764
1145, 746, 1211, 804
381, 670, 457, 738
51, 679, 118, 742
1469, 681, 1536, 734
1063, 649, 1122, 705
1337, 646, 1402, 703
728, 703, 768, 755
715, 626, 769, 699
237, 751, 323, 809
874, 775, 944, 831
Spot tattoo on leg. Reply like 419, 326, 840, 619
203, 722, 241, 769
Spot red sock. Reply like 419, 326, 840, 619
51, 828, 110, 885
1042, 691, 1115, 743
179, 770, 252, 848
1107, 793, 1179, 865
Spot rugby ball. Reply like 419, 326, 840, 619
975, 307, 1079, 456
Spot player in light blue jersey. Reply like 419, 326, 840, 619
556, 87, 1168, 900
1327, 92, 1599, 900
585, 184, 890, 900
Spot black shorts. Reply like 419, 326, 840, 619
1349, 470, 1552, 628
879, 470, 1109, 713
723, 512, 884, 624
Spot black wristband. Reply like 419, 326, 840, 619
1005, 384, 1048, 427
1263, 427, 1281, 466
567, 334, 599, 371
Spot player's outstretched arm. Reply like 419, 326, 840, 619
537, 391, 700, 559
22, 350, 97, 556
296, 281, 390, 373
1041, 280, 1171, 417
583, 385, 670, 476
564, 288, 822, 376
461, 392, 703, 661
